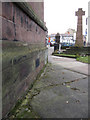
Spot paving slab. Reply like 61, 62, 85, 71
29, 47, 88, 118
30, 56, 88, 118
31, 86, 88, 118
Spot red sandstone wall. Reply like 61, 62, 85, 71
28, 2, 44, 21
2, 2, 47, 118
2, 2, 46, 45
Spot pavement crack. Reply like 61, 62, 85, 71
32, 77, 87, 94
64, 68, 88, 76
62, 77, 87, 86
31, 76, 87, 98
71, 87, 80, 91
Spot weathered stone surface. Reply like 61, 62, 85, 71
2, 18, 15, 41
2, 2, 13, 21
28, 2, 44, 22
2, 41, 48, 116
75, 8, 85, 47
15, 2, 47, 31
1, 2, 48, 118
2, 2, 46, 44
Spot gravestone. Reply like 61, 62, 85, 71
75, 8, 85, 47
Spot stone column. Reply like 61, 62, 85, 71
75, 8, 85, 47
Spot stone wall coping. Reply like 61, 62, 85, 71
13, 1, 47, 31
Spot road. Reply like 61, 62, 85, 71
30, 46, 89, 118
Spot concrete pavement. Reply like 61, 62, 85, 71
10, 46, 88, 118
30, 46, 88, 118
48, 46, 89, 76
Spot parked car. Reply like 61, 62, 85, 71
50, 40, 55, 47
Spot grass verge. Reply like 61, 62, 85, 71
52, 52, 90, 64
52, 53, 76, 58
76, 56, 90, 64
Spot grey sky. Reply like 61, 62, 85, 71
44, 0, 89, 35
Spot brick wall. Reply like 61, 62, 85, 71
1, 2, 48, 118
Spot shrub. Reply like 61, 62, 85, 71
76, 54, 80, 58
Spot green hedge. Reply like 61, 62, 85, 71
61, 46, 70, 49
62, 46, 90, 55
